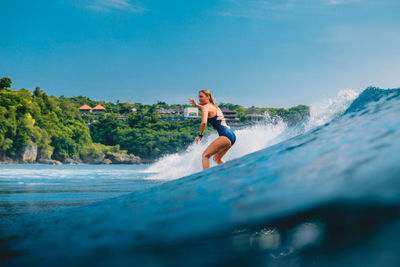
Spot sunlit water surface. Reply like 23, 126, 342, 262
0, 164, 157, 216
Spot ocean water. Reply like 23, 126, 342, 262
0, 164, 157, 216
1, 88, 400, 266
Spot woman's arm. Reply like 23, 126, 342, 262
199, 105, 208, 135
195, 105, 208, 144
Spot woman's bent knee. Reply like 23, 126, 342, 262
202, 151, 211, 159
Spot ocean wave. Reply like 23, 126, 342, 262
3, 87, 400, 267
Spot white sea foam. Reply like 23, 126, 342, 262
145, 89, 360, 181
144, 118, 287, 180
305, 89, 359, 131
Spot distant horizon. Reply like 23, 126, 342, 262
2, 0, 399, 107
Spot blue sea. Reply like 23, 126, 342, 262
1, 88, 400, 266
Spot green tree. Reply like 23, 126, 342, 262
0, 77, 12, 89
33, 86, 42, 97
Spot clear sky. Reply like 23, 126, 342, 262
1, 0, 399, 107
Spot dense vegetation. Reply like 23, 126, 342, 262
0, 84, 121, 162
0, 77, 310, 163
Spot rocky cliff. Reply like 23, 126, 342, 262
0, 142, 142, 165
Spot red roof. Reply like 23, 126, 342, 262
79, 104, 92, 110
92, 104, 106, 110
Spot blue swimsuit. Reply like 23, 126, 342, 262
208, 115, 236, 145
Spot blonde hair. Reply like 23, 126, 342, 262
199, 89, 217, 107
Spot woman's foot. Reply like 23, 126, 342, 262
213, 157, 225, 164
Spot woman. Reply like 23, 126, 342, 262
189, 89, 236, 170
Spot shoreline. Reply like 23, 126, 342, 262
0, 157, 154, 165
0, 162, 152, 165
0, 161, 152, 165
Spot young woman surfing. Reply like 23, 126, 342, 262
189, 89, 236, 170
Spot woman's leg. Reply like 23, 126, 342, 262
202, 136, 231, 170
213, 145, 231, 164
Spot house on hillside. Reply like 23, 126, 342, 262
92, 104, 106, 113
221, 108, 241, 126
156, 107, 184, 117
157, 108, 178, 116
79, 104, 92, 114
245, 109, 264, 122
184, 107, 199, 118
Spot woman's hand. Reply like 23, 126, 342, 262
189, 98, 199, 107
195, 135, 202, 144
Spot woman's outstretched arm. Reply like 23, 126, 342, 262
195, 105, 208, 144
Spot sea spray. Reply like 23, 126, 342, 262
144, 119, 287, 180
305, 89, 359, 130
145, 89, 359, 181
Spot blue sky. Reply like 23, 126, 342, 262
1, 0, 399, 107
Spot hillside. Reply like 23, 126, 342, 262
0, 78, 310, 164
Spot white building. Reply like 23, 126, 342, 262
184, 107, 199, 118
